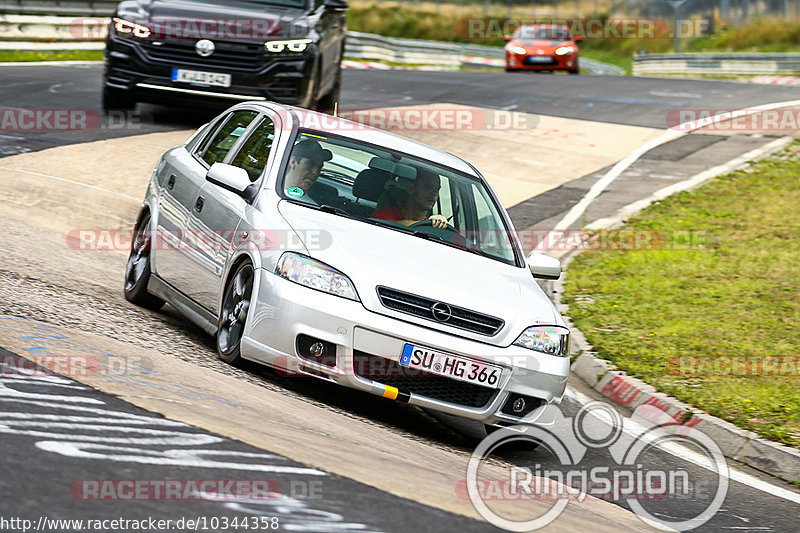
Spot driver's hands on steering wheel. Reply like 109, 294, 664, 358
428, 214, 448, 229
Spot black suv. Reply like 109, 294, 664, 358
102, 0, 347, 111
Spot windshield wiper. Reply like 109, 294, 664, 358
317, 204, 356, 218
410, 230, 486, 257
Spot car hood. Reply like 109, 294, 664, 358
278, 201, 560, 341
514, 39, 569, 51
121, 0, 306, 38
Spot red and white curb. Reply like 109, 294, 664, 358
750, 76, 800, 86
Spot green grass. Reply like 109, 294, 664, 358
562, 142, 800, 449
0, 50, 103, 62
580, 49, 633, 74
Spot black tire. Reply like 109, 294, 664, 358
102, 86, 136, 113
216, 261, 255, 365
569, 61, 580, 74
124, 213, 165, 310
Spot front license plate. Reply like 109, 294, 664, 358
171, 68, 231, 87
525, 56, 553, 64
400, 343, 502, 389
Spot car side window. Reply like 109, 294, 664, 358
229, 117, 275, 182
200, 111, 257, 166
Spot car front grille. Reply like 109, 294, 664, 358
376, 286, 504, 336
353, 351, 497, 408
140, 40, 267, 70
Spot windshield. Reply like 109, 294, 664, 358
514, 27, 570, 41
279, 131, 520, 265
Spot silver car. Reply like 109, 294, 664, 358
124, 102, 570, 429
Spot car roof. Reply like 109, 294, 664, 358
240, 102, 481, 177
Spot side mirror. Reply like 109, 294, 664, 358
206, 163, 251, 195
324, 0, 348, 11
528, 251, 562, 280
503, 35, 512, 41
572, 35, 583, 42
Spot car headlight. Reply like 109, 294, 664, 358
265, 39, 313, 53
555, 46, 575, 56
510, 46, 527, 55
276, 253, 359, 301
513, 326, 570, 357
112, 17, 151, 38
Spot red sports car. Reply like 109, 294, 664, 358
504, 24, 580, 74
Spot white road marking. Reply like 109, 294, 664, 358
649, 90, 702, 99
585, 136, 794, 231
0, 166, 140, 202
536, 97, 800, 251
564, 387, 800, 506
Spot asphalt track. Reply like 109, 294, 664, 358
1, 64, 800, 532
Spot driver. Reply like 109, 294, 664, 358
283, 139, 333, 196
370, 169, 448, 228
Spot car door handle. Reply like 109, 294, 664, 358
195, 196, 204, 212
167, 174, 176, 190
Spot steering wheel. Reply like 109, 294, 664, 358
408, 219, 457, 232
408, 219, 467, 247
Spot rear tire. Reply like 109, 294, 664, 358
216, 261, 255, 365
124, 213, 165, 311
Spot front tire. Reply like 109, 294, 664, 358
316, 67, 342, 114
124, 213, 165, 310
102, 86, 136, 113
216, 261, 255, 365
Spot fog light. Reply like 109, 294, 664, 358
512, 397, 526, 413
309, 342, 325, 357
501, 393, 543, 418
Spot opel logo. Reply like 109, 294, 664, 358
195, 39, 215, 57
431, 302, 452, 322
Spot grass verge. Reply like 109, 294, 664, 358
562, 142, 800, 448
0, 50, 103, 62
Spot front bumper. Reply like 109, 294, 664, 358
104, 36, 315, 107
241, 268, 570, 426
506, 53, 577, 71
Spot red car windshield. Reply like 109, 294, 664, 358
514, 28, 570, 41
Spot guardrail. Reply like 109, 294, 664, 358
634, 53, 800, 76
0, 14, 622, 74
0, 0, 118, 16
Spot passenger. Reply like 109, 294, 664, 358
283, 139, 332, 196
371, 169, 448, 228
